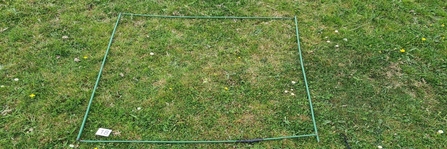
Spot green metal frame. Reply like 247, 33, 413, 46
76, 13, 319, 143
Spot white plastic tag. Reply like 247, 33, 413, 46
95, 128, 112, 137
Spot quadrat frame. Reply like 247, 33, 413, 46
76, 12, 319, 144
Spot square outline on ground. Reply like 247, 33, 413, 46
76, 12, 319, 144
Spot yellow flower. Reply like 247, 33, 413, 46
422, 37, 426, 41
169, 87, 173, 90
400, 49, 405, 53
29, 93, 36, 98
83, 56, 88, 59
442, 24, 445, 27
94, 148, 98, 149
224, 87, 228, 90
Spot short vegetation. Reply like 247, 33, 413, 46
1, 0, 446, 148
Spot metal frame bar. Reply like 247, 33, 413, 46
77, 13, 122, 141
77, 13, 319, 143
79, 134, 317, 144
122, 13, 293, 20
294, 16, 319, 142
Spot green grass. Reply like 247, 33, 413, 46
1, 0, 447, 148
81, 15, 314, 142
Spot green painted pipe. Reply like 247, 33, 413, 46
79, 134, 317, 143
294, 16, 320, 142
122, 13, 293, 20
76, 13, 123, 141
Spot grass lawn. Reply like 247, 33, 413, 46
1, 0, 446, 148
